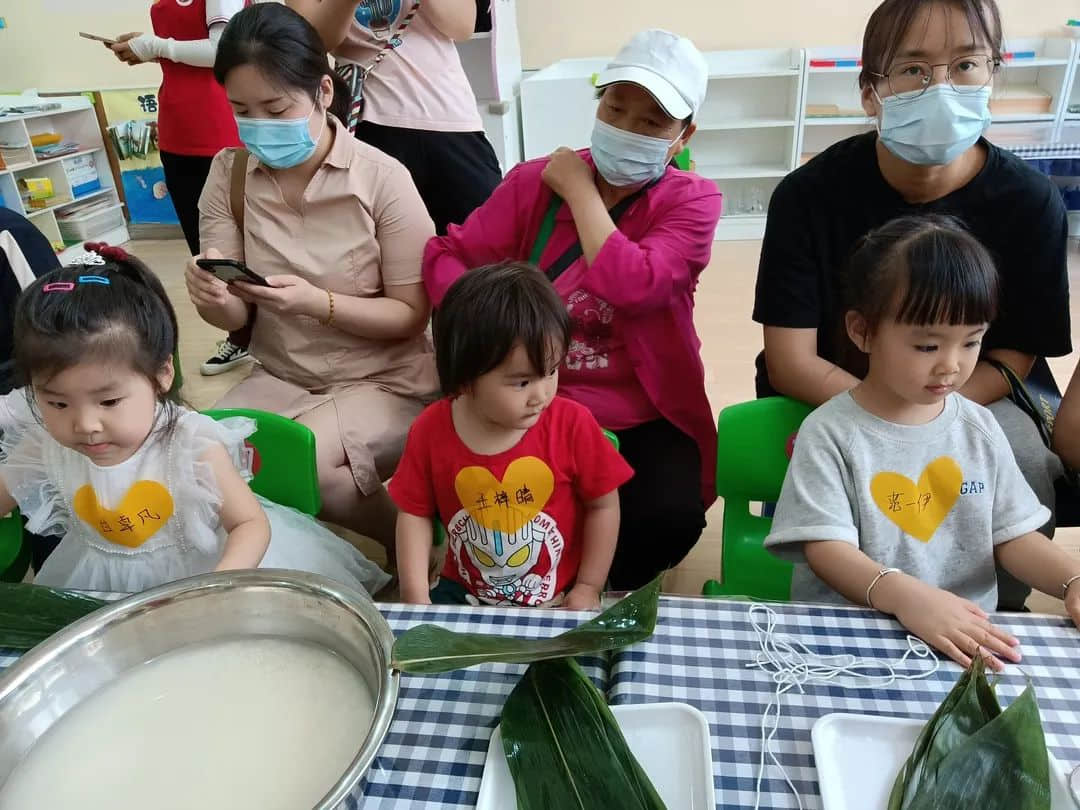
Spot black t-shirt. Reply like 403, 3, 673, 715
752, 132, 1071, 397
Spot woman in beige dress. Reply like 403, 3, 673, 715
184, 3, 438, 552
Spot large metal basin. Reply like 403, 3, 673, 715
0, 570, 399, 808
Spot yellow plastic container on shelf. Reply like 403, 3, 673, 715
29, 132, 62, 148
19, 177, 55, 209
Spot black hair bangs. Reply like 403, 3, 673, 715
433, 262, 571, 396
859, 0, 1003, 89
17, 323, 144, 387
892, 221, 999, 326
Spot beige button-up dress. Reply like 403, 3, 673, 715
198, 116, 438, 494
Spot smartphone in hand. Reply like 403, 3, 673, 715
80, 32, 117, 45
195, 258, 270, 287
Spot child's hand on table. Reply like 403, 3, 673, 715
563, 582, 602, 611
882, 576, 1020, 672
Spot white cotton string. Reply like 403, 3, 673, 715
745, 603, 940, 810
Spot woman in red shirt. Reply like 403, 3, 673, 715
108, 0, 251, 376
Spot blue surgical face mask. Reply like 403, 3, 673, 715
876, 83, 991, 166
235, 93, 325, 169
590, 118, 684, 187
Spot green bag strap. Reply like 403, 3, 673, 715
528, 194, 561, 266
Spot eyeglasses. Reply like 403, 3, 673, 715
872, 54, 999, 99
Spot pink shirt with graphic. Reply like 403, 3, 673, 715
560, 279, 661, 431
335, 1, 482, 132
388, 397, 633, 606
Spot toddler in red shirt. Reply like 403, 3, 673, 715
389, 262, 633, 608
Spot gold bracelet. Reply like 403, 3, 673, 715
320, 289, 335, 327
1063, 573, 1080, 600
865, 567, 901, 611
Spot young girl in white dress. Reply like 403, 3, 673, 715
0, 245, 389, 595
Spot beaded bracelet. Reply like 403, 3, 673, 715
320, 289, 335, 327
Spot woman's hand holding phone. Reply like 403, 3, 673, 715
186, 251, 234, 309
227, 275, 327, 319
195, 257, 270, 287
108, 32, 147, 66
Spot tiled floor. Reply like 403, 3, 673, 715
135, 237, 1080, 614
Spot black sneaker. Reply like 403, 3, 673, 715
199, 339, 251, 376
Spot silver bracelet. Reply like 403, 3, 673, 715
1063, 574, 1080, 600
866, 567, 902, 611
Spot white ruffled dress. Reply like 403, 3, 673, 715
0, 406, 390, 595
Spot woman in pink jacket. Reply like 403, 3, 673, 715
423, 29, 721, 589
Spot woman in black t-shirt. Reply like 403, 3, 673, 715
753, 0, 1069, 611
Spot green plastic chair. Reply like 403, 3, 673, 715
170, 348, 183, 396
433, 428, 620, 547
0, 509, 30, 583
702, 397, 813, 601
203, 408, 322, 516
674, 146, 692, 171
602, 429, 620, 452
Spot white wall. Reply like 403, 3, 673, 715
0, 0, 1076, 92
516, 0, 1078, 68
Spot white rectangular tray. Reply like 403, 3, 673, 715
812, 712, 1077, 810
476, 702, 715, 810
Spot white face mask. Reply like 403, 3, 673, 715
235, 90, 326, 170
875, 84, 991, 166
589, 118, 684, 187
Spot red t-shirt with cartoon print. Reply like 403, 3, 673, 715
389, 396, 633, 605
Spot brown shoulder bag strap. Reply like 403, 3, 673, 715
229, 147, 250, 234
228, 147, 256, 333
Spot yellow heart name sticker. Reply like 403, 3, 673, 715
454, 457, 555, 535
870, 456, 962, 542
73, 481, 175, 548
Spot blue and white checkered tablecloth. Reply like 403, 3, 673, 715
349, 605, 604, 809
610, 597, 1080, 810
2, 597, 1078, 809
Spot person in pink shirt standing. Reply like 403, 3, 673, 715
423, 30, 722, 589
286, 0, 501, 234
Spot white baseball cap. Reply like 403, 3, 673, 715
595, 29, 709, 121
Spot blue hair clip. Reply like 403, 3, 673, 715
77, 275, 110, 285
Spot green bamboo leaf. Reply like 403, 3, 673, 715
890, 657, 1051, 810
889, 657, 1001, 809
391, 576, 661, 674
905, 687, 1050, 810
0, 582, 106, 651
500, 658, 666, 810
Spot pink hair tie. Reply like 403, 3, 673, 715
43, 282, 76, 293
